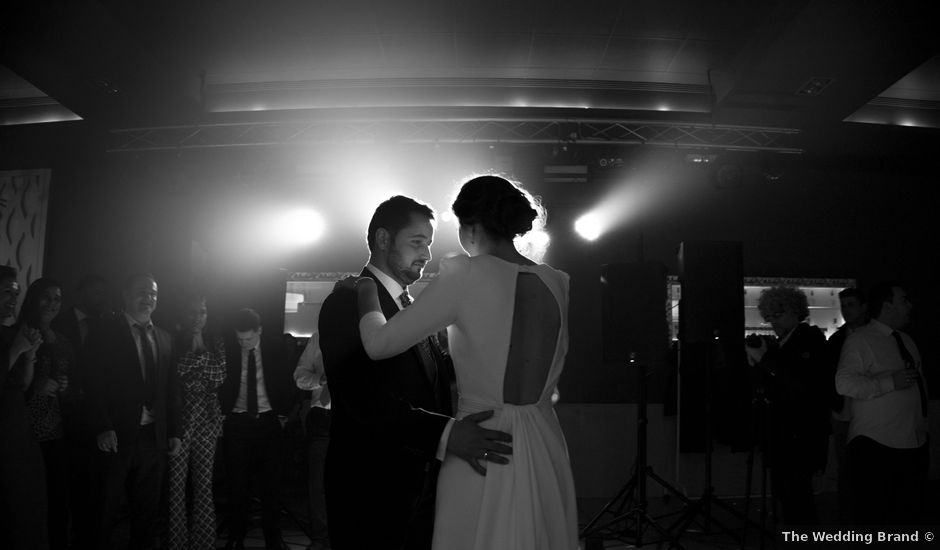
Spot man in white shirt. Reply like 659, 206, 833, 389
835, 282, 929, 525
293, 331, 330, 550
825, 287, 867, 522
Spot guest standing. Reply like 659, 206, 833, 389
826, 287, 868, 522
0, 265, 48, 550
836, 282, 929, 525
293, 331, 331, 550
85, 273, 181, 550
168, 294, 226, 550
219, 308, 295, 550
19, 278, 75, 550
747, 286, 830, 526
52, 274, 114, 550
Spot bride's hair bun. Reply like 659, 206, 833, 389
452, 175, 541, 239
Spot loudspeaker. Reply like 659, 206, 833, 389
601, 262, 669, 367
678, 241, 743, 344
676, 241, 748, 451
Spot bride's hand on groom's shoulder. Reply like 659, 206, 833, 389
334, 275, 374, 292
447, 410, 513, 476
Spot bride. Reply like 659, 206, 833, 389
350, 175, 578, 550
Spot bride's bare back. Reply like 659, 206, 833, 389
502, 272, 561, 405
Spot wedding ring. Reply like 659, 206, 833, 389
482, 451, 489, 461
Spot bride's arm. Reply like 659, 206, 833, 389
356, 256, 466, 360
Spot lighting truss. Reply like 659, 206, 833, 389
108, 118, 801, 153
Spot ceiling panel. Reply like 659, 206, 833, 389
600, 37, 685, 74
880, 55, 940, 102
455, 33, 533, 69
611, 0, 692, 39
679, 0, 783, 41
382, 33, 456, 69
288, 0, 381, 37
530, 34, 609, 70
454, 0, 536, 34
528, 0, 624, 36
372, 0, 457, 35
666, 39, 739, 76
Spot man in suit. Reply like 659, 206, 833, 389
52, 274, 114, 549
53, 275, 113, 353
85, 273, 181, 550
219, 308, 295, 550
318, 195, 512, 550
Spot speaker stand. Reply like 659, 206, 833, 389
670, 333, 750, 548
580, 354, 685, 548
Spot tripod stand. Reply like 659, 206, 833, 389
668, 332, 746, 547
741, 383, 776, 550
580, 353, 685, 549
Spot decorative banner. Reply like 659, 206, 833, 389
0, 169, 51, 286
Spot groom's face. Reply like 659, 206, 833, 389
385, 212, 434, 287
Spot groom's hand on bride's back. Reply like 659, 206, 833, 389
447, 410, 512, 476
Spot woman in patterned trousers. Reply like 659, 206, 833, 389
168, 294, 226, 550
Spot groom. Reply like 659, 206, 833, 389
319, 195, 511, 550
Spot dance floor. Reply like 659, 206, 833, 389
211, 490, 841, 549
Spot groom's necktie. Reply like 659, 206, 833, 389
399, 290, 439, 388
892, 331, 928, 417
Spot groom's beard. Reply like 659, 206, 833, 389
396, 263, 423, 285
388, 252, 426, 286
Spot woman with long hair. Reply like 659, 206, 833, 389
18, 278, 74, 550
1, 267, 49, 550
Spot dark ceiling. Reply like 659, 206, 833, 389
2, 0, 939, 156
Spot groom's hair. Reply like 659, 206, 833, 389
367, 195, 435, 252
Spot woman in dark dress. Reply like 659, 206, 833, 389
0, 265, 49, 550
19, 278, 76, 550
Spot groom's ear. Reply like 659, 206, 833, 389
374, 227, 390, 251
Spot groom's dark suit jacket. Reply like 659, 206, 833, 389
319, 267, 453, 550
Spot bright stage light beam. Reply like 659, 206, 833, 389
271, 208, 326, 246
574, 213, 603, 241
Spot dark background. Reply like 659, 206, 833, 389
3, 120, 937, 404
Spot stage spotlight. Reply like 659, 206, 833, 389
271, 208, 326, 246
574, 213, 603, 241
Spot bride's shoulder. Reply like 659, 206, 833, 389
438, 254, 472, 278
533, 263, 570, 288
440, 254, 471, 269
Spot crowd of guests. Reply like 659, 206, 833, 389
0, 267, 331, 550
746, 283, 930, 528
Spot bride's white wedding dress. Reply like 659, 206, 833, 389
360, 254, 578, 550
